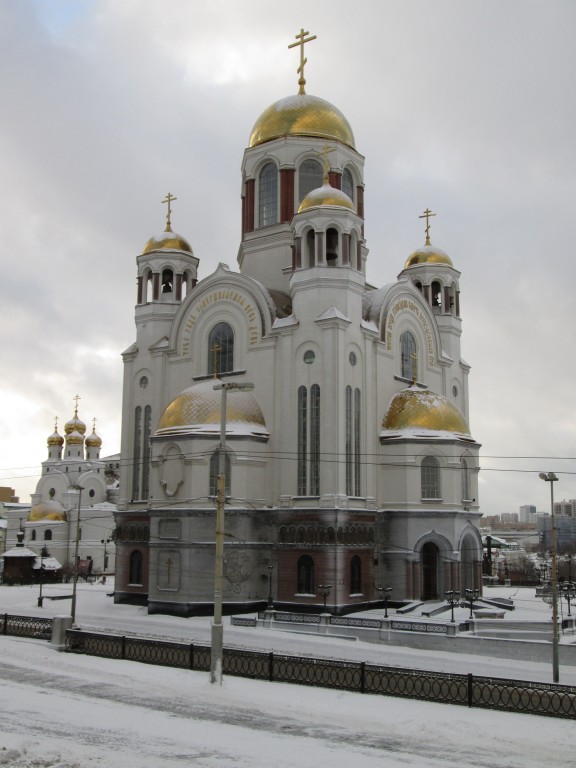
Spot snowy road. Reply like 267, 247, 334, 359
0, 635, 574, 768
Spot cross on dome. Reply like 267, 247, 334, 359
419, 208, 437, 245
288, 28, 317, 95
162, 192, 177, 232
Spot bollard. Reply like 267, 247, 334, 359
51, 615, 73, 651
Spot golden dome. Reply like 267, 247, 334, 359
47, 430, 64, 447
249, 93, 355, 149
404, 242, 453, 269
66, 429, 84, 445
156, 380, 268, 437
298, 183, 355, 213
383, 386, 470, 435
85, 429, 102, 448
65, 410, 86, 436
142, 224, 192, 255
29, 500, 67, 522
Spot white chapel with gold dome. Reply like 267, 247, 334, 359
114, 31, 482, 615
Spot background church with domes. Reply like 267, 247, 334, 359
114, 30, 483, 616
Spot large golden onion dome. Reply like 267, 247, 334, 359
298, 182, 355, 213
64, 412, 86, 436
29, 500, 67, 522
47, 430, 64, 447
156, 380, 268, 437
66, 429, 84, 446
249, 93, 355, 149
383, 386, 470, 435
142, 224, 192, 255
404, 241, 453, 269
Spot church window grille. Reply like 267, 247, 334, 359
350, 555, 362, 594
342, 168, 354, 201
132, 406, 142, 500
259, 162, 278, 227
310, 384, 321, 495
461, 457, 471, 501
209, 450, 231, 497
129, 550, 143, 585
208, 322, 234, 376
142, 405, 151, 500
354, 388, 361, 495
297, 384, 320, 495
400, 331, 417, 381
421, 456, 441, 499
297, 555, 315, 594
299, 159, 323, 202
346, 386, 353, 495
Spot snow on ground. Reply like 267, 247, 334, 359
1, 582, 575, 767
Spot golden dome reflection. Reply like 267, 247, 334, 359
404, 242, 453, 269
142, 226, 192, 255
383, 386, 470, 435
298, 183, 355, 213
249, 93, 355, 149
156, 380, 268, 437
29, 500, 67, 523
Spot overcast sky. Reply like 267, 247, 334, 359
1, 0, 574, 516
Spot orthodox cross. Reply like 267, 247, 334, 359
73, 394, 81, 416
54, 416, 59, 432
317, 143, 335, 183
165, 557, 173, 585
288, 28, 317, 94
162, 192, 177, 231
92, 417, 97, 433
211, 342, 221, 379
419, 208, 436, 245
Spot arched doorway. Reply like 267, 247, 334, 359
422, 542, 440, 600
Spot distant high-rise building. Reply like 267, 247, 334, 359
519, 504, 536, 523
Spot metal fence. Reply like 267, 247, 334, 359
1, 613, 53, 640
64, 628, 576, 719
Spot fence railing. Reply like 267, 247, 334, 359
64, 628, 576, 720
1, 613, 53, 640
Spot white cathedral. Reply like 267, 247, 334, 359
114, 33, 483, 616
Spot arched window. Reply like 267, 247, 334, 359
306, 229, 315, 268
44, 529, 52, 541
129, 550, 143, 585
297, 555, 315, 594
345, 386, 352, 495
326, 227, 339, 265
161, 268, 173, 294
142, 405, 151, 500
30, 529, 36, 541
354, 388, 361, 495
310, 384, 320, 496
297, 385, 308, 495
299, 158, 323, 202
132, 406, 142, 500
259, 162, 278, 226
350, 555, 362, 594
461, 457, 471, 501
298, 384, 320, 496
342, 167, 354, 201
210, 451, 231, 496
400, 331, 417, 381
208, 322, 234, 376
431, 281, 442, 308
421, 456, 441, 499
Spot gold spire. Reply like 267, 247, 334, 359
73, 394, 81, 416
419, 208, 436, 245
54, 416, 58, 432
161, 192, 177, 232
92, 417, 97, 432
288, 28, 317, 95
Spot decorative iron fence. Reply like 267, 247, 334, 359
2, 613, 53, 640
64, 628, 576, 719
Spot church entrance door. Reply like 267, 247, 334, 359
422, 542, 439, 600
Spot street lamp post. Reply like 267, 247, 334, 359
267, 564, 274, 609
445, 590, 460, 623
465, 588, 479, 620
318, 584, 332, 611
70, 485, 84, 624
377, 585, 393, 618
210, 381, 254, 686
539, 471, 559, 683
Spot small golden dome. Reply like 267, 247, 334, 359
404, 242, 453, 269
85, 429, 102, 448
383, 386, 470, 435
66, 429, 84, 446
298, 183, 355, 213
156, 380, 268, 436
142, 224, 192, 255
29, 500, 67, 522
47, 431, 64, 447
249, 93, 355, 149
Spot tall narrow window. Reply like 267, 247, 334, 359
345, 386, 353, 495
208, 322, 234, 376
44, 529, 52, 541
400, 331, 417, 381
342, 167, 354, 201
297, 386, 308, 495
310, 384, 321, 496
259, 162, 278, 227
129, 550, 143, 585
421, 456, 441, 499
461, 457, 471, 501
132, 406, 142, 500
299, 158, 323, 202
142, 405, 151, 500
350, 555, 362, 594
354, 388, 361, 495
297, 555, 315, 594
210, 451, 231, 496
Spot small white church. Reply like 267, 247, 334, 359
114, 31, 482, 616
